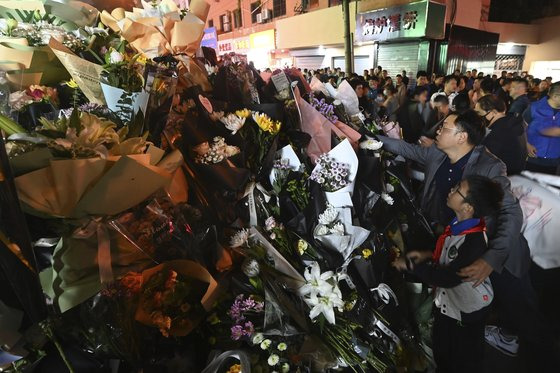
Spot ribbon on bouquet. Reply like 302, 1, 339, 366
201, 350, 251, 373
72, 218, 113, 284
369, 314, 401, 345
243, 181, 271, 227
370, 283, 399, 306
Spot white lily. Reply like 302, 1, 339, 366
306, 290, 344, 325
299, 262, 334, 297
219, 113, 246, 135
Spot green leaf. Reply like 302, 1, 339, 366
69, 108, 81, 132
127, 110, 144, 138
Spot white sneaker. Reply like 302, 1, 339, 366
485, 325, 519, 357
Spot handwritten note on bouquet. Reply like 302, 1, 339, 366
271, 72, 290, 92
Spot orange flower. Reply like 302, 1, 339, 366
120, 272, 143, 294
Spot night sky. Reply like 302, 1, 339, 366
489, 0, 560, 23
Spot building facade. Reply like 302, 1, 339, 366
202, 0, 560, 80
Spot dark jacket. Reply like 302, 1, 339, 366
482, 115, 527, 175
508, 94, 530, 117
378, 136, 530, 278
495, 87, 511, 110
397, 99, 428, 143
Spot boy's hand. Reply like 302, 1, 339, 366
407, 250, 432, 263
458, 258, 493, 287
392, 257, 408, 271
527, 142, 537, 157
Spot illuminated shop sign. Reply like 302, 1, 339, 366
356, 0, 445, 43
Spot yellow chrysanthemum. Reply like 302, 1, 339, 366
362, 248, 373, 259
65, 79, 79, 89
297, 239, 308, 255
253, 112, 281, 134
227, 364, 241, 373
235, 109, 251, 118
136, 54, 148, 65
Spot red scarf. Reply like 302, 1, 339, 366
432, 218, 486, 262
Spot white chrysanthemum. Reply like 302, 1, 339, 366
315, 225, 329, 236
277, 342, 287, 351
281, 363, 290, 373
219, 113, 246, 135
318, 205, 338, 225
260, 339, 272, 350
267, 353, 280, 366
381, 192, 394, 205
230, 229, 250, 247
329, 222, 345, 236
252, 333, 264, 345
359, 138, 383, 151
386, 183, 395, 193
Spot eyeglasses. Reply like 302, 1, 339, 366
437, 123, 463, 134
450, 183, 467, 200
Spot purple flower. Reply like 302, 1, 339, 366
231, 325, 244, 340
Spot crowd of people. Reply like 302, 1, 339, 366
302, 66, 560, 176
297, 65, 560, 372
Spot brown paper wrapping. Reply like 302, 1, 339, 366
48, 38, 106, 105
100, 0, 211, 91
14, 149, 182, 219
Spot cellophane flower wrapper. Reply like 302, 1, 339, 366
269, 144, 302, 188
40, 220, 154, 313
235, 182, 273, 228
311, 139, 359, 198
135, 259, 218, 336
14, 101, 58, 131
356, 145, 385, 194
100, 0, 212, 91
313, 206, 370, 260
329, 80, 360, 117
210, 61, 264, 106
109, 194, 222, 269
310, 76, 331, 97
296, 88, 360, 163
195, 156, 251, 192
295, 86, 335, 163
0, 0, 99, 89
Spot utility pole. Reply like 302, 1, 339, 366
342, 0, 352, 74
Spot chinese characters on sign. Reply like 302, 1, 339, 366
362, 10, 417, 36
234, 39, 250, 50
403, 11, 418, 30
355, 0, 445, 43
218, 42, 232, 53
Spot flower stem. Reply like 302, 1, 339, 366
41, 320, 75, 373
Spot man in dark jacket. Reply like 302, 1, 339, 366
378, 110, 556, 370
397, 86, 432, 144
509, 77, 530, 116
